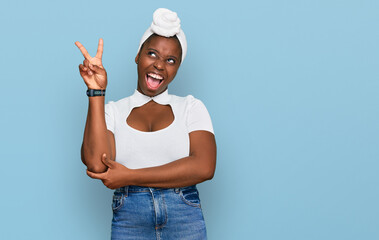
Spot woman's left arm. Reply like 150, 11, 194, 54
87, 130, 216, 189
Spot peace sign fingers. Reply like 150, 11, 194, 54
75, 38, 108, 90
95, 38, 104, 59
75, 41, 92, 60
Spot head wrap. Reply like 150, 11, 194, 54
137, 8, 187, 62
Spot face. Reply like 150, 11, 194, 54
135, 34, 182, 97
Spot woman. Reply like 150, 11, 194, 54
76, 8, 216, 240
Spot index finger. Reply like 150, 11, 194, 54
75, 41, 92, 60
95, 38, 104, 59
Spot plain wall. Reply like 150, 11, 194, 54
1, 0, 378, 239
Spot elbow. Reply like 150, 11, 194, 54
81, 154, 107, 173
204, 169, 215, 181
205, 156, 216, 180
197, 155, 216, 181
81, 145, 108, 173
86, 162, 107, 173
202, 164, 216, 181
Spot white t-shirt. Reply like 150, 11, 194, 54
104, 89, 214, 169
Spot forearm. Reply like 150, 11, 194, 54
82, 96, 111, 172
129, 156, 215, 188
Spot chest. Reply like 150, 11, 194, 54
126, 101, 174, 132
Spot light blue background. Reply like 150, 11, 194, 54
1, 0, 378, 239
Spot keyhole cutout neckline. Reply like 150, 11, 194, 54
124, 89, 175, 133
126, 101, 175, 133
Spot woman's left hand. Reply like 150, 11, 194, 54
86, 153, 133, 189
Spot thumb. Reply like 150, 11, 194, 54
101, 153, 114, 168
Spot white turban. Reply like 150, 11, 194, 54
137, 8, 187, 62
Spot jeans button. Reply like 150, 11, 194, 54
174, 188, 180, 193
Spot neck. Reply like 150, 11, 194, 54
137, 86, 168, 97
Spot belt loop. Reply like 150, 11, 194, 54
124, 186, 129, 197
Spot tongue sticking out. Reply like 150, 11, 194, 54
147, 76, 161, 89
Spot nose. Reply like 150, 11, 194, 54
153, 59, 164, 71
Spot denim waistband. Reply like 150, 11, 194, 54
115, 185, 197, 194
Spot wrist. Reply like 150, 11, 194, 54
87, 89, 106, 97
126, 169, 138, 186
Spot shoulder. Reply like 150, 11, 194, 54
169, 94, 206, 108
171, 94, 214, 134
106, 95, 132, 106
105, 95, 133, 114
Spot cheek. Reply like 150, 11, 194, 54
137, 59, 150, 74
168, 67, 179, 78
139, 55, 153, 66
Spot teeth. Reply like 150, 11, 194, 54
148, 73, 163, 80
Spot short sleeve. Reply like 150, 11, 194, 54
187, 97, 214, 134
104, 101, 115, 134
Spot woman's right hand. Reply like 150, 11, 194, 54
75, 38, 107, 90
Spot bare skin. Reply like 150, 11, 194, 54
127, 102, 174, 132
76, 39, 113, 173
76, 36, 217, 188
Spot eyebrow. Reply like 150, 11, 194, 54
147, 48, 179, 61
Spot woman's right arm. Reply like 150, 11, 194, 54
76, 39, 115, 173
81, 97, 115, 173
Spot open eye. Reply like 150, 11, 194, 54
148, 51, 157, 57
167, 58, 176, 64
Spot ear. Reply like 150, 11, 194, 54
135, 53, 140, 64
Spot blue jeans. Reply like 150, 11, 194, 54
111, 185, 207, 240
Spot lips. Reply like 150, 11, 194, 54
146, 72, 164, 90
